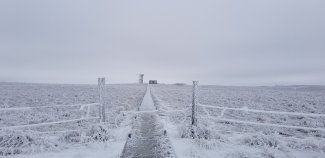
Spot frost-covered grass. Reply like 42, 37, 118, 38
2, 83, 325, 157
151, 84, 325, 158
0, 82, 147, 157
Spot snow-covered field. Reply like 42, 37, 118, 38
151, 84, 325, 158
0, 82, 147, 157
1, 83, 325, 158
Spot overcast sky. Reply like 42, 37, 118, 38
0, 0, 324, 85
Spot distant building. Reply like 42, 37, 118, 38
174, 83, 187, 86
149, 80, 158, 84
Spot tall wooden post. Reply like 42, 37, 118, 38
98, 78, 101, 121
98, 77, 106, 123
191, 81, 198, 138
191, 81, 198, 127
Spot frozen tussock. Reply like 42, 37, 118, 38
0, 130, 59, 156
179, 125, 224, 140
286, 138, 325, 153
240, 133, 280, 149
86, 124, 113, 142
59, 124, 114, 144
178, 125, 226, 150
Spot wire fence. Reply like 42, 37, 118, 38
0, 117, 100, 130
198, 104, 325, 132
0, 103, 100, 111
0, 78, 108, 132
198, 104, 325, 117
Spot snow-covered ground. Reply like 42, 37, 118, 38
151, 84, 325, 158
0, 82, 147, 157
1, 83, 325, 157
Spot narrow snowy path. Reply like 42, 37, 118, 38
139, 86, 156, 111
121, 86, 176, 158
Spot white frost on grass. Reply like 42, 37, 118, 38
2, 83, 325, 158
151, 84, 325, 158
0, 83, 147, 157
14, 141, 125, 158
17, 126, 131, 158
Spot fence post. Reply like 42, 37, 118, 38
98, 78, 101, 121
191, 81, 199, 138
98, 77, 106, 123
101, 78, 106, 123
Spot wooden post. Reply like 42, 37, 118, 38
191, 81, 198, 127
101, 78, 106, 123
191, 81, 198, 138
98, 77, 106, 123
98, 78, 102, 121
86, 105, 91, 118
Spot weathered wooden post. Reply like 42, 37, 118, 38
98, 78, 101, 121
101, 78, 106, 123
191, 81, 199, 138
98, 77, 106, 123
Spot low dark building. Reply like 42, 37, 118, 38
149, 80, 158, 84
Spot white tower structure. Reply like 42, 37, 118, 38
139, 74, 144, 84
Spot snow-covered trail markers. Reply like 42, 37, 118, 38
121, 85, 176, 158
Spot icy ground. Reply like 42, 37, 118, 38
151, 84, 325, 158
1, 83, 325, 158
0, 82, 147, 157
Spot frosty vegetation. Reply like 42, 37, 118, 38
1, 83, 325, 158
0, 83, 147, 156
151, 84, 325, 158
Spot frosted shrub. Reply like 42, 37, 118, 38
286, 139, 325, 152
179, 125, 207, 139
86, 124, 113, 142
178, 124, 226, 150
59, 131, 81, 143
59, 124, 113, 144
195, 126, 217, 140
179, 124, 226, 140
0, 130, 58, 156
241, 134, 279, 149
179, 125, 194, 139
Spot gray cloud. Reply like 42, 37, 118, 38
0, 0, 324, 85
